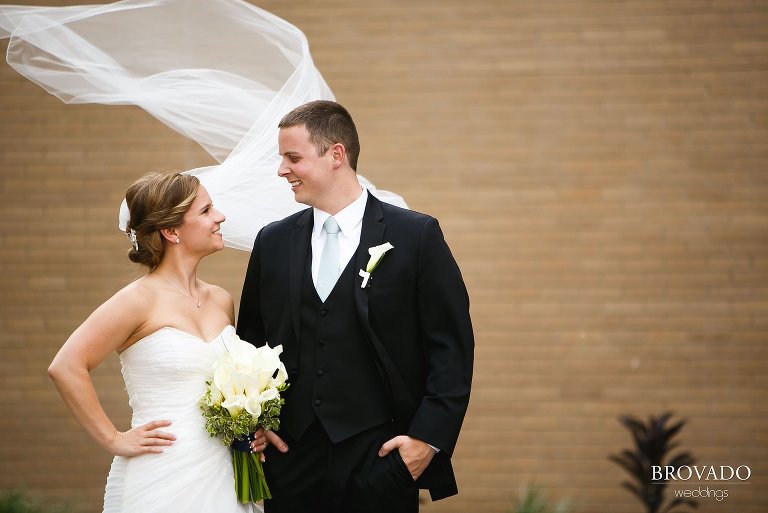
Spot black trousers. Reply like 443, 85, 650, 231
263, 418, 419, 513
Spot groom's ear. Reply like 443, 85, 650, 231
159, 227, 178, 243
330, 142, 346, 169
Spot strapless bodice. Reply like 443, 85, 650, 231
118, 325, 232, 426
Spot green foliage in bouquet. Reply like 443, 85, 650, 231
609, 412, 697, 513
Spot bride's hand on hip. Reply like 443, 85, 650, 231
109, 420, 176, 457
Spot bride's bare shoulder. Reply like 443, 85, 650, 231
201, 281, 232, 300
199, 281, 235, 319
106, 276, 168, 350
113, 275, 160, 304
103, 276, 165, 324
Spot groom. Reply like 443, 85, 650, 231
237, 100, 473, 512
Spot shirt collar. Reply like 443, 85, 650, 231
313, 187, 368, 236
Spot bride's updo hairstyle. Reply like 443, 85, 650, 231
124, 172, 200, 270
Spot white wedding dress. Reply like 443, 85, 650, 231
103, 325, 260, 513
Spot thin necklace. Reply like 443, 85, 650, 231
160, 276, 202, 308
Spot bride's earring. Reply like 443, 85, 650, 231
175, 238, 180, 244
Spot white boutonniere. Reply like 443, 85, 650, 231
359, 242, 394, 288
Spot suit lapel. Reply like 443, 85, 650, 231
354, 194, 385, 307
353, 195, 414, 415
288, 208, 313, 343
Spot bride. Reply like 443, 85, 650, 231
48, 172, 264, 512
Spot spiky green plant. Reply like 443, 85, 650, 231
609, 412, 697, 513
508, 483, 570, 513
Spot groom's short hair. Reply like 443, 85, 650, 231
279, 100, 360, 171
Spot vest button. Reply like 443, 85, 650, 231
317, 369, 324, 376
318, 339, 326, 347
319, 309, 328, 317
314, 399, 322, 407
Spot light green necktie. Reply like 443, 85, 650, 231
316, 216, 341, 302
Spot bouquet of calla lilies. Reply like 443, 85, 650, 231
200, 330, 288, 503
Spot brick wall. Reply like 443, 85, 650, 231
1, 1, 766, 512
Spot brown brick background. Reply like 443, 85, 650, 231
1, 1, 767, 512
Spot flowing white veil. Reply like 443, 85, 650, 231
0, 0, 407, 250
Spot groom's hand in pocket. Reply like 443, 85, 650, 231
378, 435, 436, 481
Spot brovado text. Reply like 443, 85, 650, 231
652, 465, 751, 482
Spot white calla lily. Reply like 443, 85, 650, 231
271, 366, 288, 388
205, 382, 224, 407
366, 242, 394, 273
244, 396, 263, 418
260, 387, 279, 402
359, 242, 394, 288
221, 395, 246, 417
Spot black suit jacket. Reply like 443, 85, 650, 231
237, 193, 474, 500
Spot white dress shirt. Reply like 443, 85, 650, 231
311, 187, 368, 288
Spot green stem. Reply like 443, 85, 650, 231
232, 450, 271, 502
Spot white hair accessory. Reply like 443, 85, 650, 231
127, 229, 139, 251
119, 199, 138, 250
118, 198, 130, 231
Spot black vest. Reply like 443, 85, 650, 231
281, 249, 391, 443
